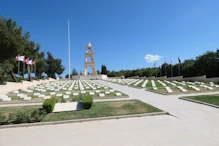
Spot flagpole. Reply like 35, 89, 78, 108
34, 60, 36, 78
68, 20, 71, 80
23, 56, 25, 79
179, 64, 181, 76
155, 63, 157, 78
165, 64, 167, 76
159, 60, 161, 77
171, 64, 173, 77
18, 55, 20, 77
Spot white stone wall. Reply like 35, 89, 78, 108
71, 75, 108, 80
183, 75, 206, 82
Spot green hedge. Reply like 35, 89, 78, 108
43, 98, 56, 113
81, 95, 93, 109
0, 113, 7, 125
6, 109, 47, 124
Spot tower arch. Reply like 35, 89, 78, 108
84, 42, 97, 75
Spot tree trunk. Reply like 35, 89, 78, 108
27, 65, 32, 81
10, 70, 17, 82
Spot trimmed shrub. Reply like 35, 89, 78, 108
0, 113, 7, 125
43, 97, 56, 113
81, 95, 93, 109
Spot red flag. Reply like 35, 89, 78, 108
178, 57, 181, 63
163, 60, 168, 66
16, 56, 18, 61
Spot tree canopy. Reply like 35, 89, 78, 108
105, 50, 219, 78
0, 16, 65, 82
101, 65, 107, 75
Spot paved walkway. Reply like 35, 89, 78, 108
0, 80, 219, 146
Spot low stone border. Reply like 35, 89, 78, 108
128, 86, 143, 89
146, 89, 169, 95
93, 96, 129, 100
179, 97, 219, 109
0, 111, 168, 129
0, 96, 130, 106
94, 98, 133, 102
0, 101, 43, 105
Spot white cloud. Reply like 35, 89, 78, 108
144, 54, 162, 62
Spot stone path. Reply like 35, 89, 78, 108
0, 80, 219, 146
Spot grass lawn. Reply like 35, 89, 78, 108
0, 100, 162, 123
184, 95, 219, 106
146, 80, 152, 88
42, 100, 162, 122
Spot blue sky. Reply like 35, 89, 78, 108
1, 0, 219, 76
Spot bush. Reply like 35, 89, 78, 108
8, 113, 17, 123
0, 113, 7, 125
15, 111, 31, 124
81, 95, 93, 109
30, 109, 46, 122
43, 98, 56, 113
60, 97, 66, 103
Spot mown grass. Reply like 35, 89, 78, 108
0, 100, 162, 123
184, 95, 219, 106
42, 100, 162, 122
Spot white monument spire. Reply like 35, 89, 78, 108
87, 41, 92, 47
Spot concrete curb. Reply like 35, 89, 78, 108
0, 112, 168, 129
179, 97, 219, 109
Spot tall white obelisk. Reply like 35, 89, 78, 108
68, 21, 71, 79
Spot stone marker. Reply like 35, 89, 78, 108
44, 96, 51, 99
34, 93, 40, 96
50, 92, 56, 95
66, 92, 71, 95
13, 91, 19, 94
63, 95, 70, 99
96, 90, 100, 93
81, 91, 86, 94
23, 97, 31, 100
99, 93, 105, 97
105, 91, 110, 94
89, 92, 95, 95
115, 93, 122, 96
109, 90, 114, 92
38, 94, 45, 98
73, 93, 79, 96
56, 94, 63, 97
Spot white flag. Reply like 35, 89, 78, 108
27, 60, 32, 65
18, 56, 25, 61
171, 58, 173, 63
